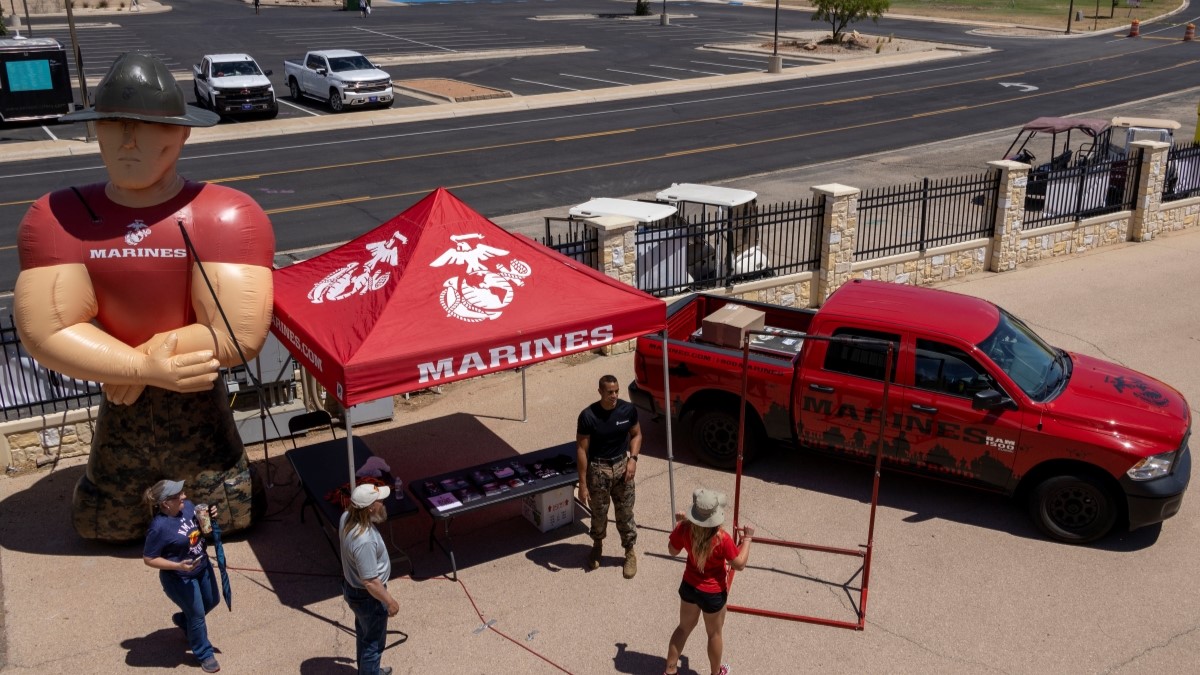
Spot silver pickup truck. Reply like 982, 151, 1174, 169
282, 50, 393, 112
192, 53, 277, 119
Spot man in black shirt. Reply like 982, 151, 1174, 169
576, 374, 642, 578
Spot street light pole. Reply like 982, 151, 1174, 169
63, 0, 95, 141
767, 0, 782, 73
1066, 0, 1075, 34
660, 0, 668, 26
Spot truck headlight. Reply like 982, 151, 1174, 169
1126, 451, 1176, 481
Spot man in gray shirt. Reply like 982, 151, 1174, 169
340, 483, 400, 675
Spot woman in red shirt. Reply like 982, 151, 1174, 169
664, 489, 754, 675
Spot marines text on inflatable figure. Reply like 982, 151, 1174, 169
15, 53, 276, 542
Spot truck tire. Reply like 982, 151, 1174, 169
690, 408, 759, 470
328, 88, 344, 113
288, 78, 302, 102
1029, 474, 1117, 544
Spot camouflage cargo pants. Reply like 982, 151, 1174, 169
586, 457, 637, 549
72, 385, 257, 542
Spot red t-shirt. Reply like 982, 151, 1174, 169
669, 520, 739, 593
18, 181, 275, 347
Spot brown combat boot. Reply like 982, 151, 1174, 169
622, 547, 637, 579
587, 540, 602, 570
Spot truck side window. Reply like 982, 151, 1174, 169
914, 339, 993, 398
824, 328, 899, 382
306, 55, 321, 70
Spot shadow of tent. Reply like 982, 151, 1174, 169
245, 412, 592, 604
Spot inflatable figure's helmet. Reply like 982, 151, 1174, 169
61, 52, 219, 127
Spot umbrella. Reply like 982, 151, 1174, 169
210, 518, 232, 611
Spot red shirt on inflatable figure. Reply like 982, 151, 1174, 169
13, 53, 275, 542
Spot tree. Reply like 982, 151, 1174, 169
811, 0, 889, 44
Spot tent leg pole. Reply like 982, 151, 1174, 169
521, 368, 528, 423
346, 411, 356, 490
662, 329, 676, 518
257, 357, 273, 489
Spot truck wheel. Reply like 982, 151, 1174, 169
328, 89, 344, 113
1029, 474, 1117, 544
690, 408, 759, 470
288, 78, 302, 102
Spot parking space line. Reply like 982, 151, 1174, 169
560, 73, 631, 86
279, 98, 323, 117
648, 64, 724, 76
690, 60, 762, 71
355, 26, 457, 51
511, 78, 578, 91
606, 68, 679, 81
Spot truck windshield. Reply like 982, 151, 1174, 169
214, 61, 261, 77
977, 309, 1067, 402
327, 56, 373, 72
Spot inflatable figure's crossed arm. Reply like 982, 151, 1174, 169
14, 261, 272, 402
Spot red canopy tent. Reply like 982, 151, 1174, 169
270, 188, 671, 492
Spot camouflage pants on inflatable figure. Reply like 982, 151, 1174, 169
73, 385, 259, 542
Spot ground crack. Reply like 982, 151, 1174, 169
1100, 623, 1200, 673
866, 620, 1013, 674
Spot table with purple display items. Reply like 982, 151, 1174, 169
409, 442, 580, 580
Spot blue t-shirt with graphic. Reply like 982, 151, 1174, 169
144, 500, 208, 579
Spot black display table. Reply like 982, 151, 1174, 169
286, 435, 419, 567
409, 442, 580, 580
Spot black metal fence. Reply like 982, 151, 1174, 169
1164, 142, 1200, 202
1022, 150, 1143, 228
540, 217, 600, 268
633, 198, 824, 297
856, 171, 1001, 260
1, 314, 102, 422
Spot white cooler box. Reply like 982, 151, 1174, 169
522, 485, 575, 532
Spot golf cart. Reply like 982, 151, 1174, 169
653, 183, 769, 285
1003, 116, 1179, 211
567, 198, 684, 291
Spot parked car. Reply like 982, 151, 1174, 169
192, 53, 278, 119
629, 280, 1191, 544
283, 50, 393, 112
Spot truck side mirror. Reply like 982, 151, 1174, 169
264, 69, 273, 76
972, 389, 1013, 411
317, 67, 327, 76
197, 72, 207, 81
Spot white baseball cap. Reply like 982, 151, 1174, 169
350, 483, 391, 508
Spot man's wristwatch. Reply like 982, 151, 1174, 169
629, 455, 638, 461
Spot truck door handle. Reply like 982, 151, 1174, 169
911, 404, 938, 414
809, 384, 834, 393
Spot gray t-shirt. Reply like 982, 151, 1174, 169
339, 511, 391, 589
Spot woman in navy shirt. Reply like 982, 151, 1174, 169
142, 479, 222, 673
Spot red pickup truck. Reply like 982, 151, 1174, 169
629, 280, 1191, 544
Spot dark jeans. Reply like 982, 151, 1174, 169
160, 566, 220, 661
342, 580, 389, 674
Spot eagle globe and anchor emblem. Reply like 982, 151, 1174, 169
305, 231, 532, 323
432, 234, 531, 323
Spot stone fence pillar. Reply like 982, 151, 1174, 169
987, 159, 1029, 273
812, 183, 860, 306
583, 215, 641, 354
1128, 140, 1171, 242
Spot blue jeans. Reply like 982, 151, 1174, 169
159, 566, 219, 661
342, 580, 389, 674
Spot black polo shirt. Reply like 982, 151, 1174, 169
577, 400, 638, 462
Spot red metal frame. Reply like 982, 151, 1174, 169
727, 331, 894, 631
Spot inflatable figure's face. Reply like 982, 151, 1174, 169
97, 119, 191, 191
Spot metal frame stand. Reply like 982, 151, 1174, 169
726, 332, 894, 630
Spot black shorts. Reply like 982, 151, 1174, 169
678, 580, 728, 614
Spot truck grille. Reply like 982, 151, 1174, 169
354, 79, 391, 93
215, 86, 276, 113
